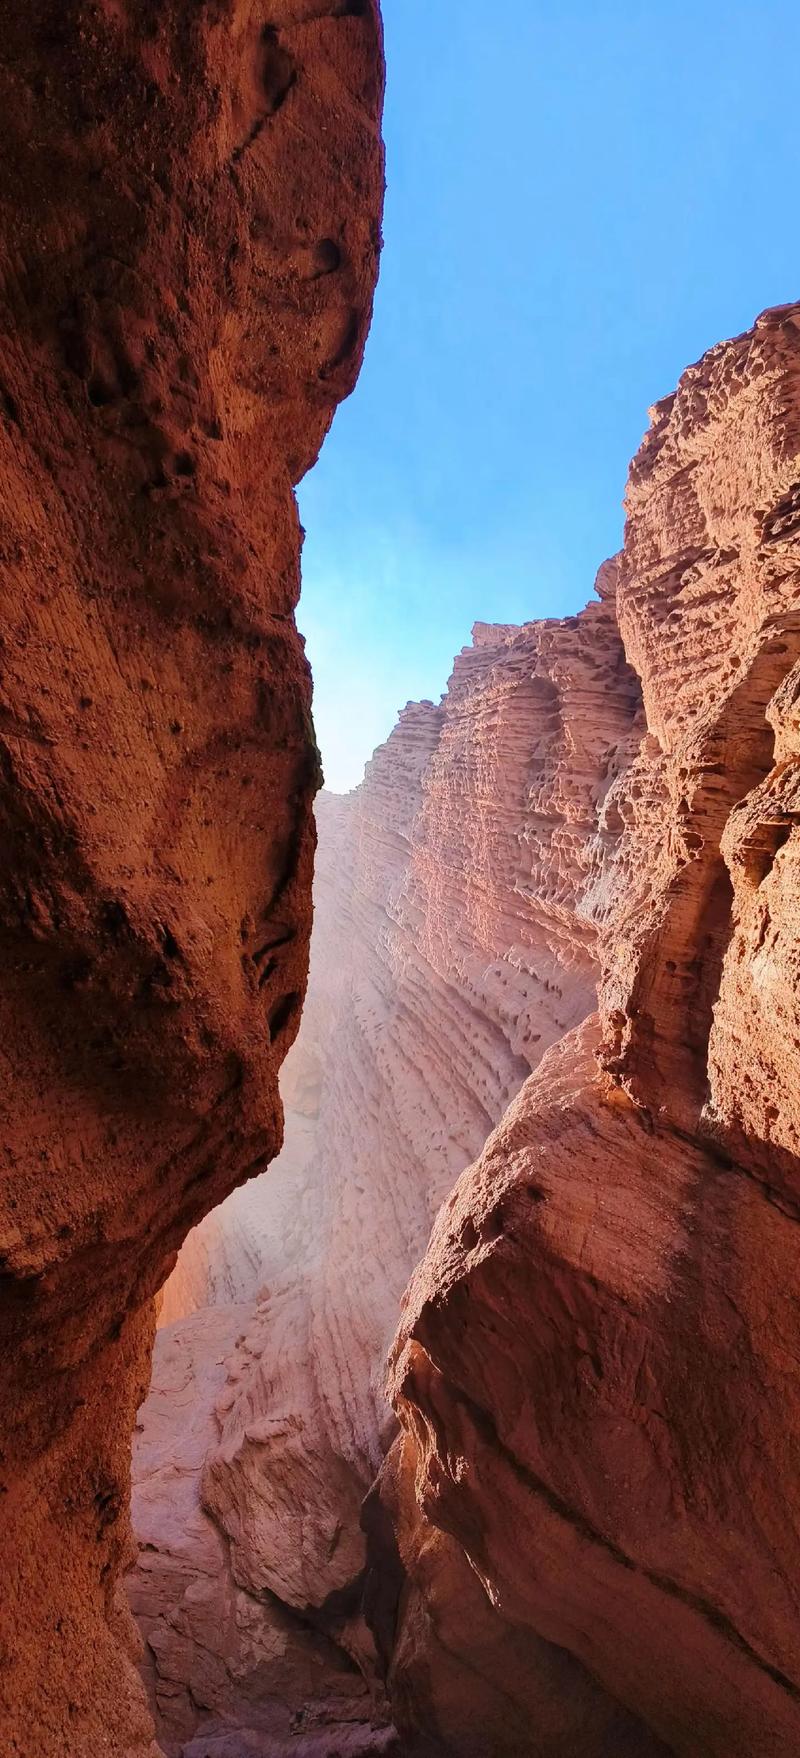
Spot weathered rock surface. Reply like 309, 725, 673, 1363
131, 1305, 396, 1758
365, 1431, 668, 1758
146, 301, 800, 1756
0, 3, 384, 1753
389, 304, 800, 1754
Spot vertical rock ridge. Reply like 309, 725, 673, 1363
0, 1, 384, 1752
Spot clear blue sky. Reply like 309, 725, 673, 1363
298, 1, 800, 792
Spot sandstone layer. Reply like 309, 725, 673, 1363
131, 1305, 397, 1758
0, 4, 384, 1754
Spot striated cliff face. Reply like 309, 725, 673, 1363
136, 301, 800, 1756
388, 303, 800, 1755
0, 3, 384, 1754
133, 581, 644, 1747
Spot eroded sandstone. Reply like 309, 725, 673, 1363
134, 596, 643, 1746
0, 2, 384, 1752
131, 1305, 396, 1757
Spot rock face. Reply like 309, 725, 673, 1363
0, 4, 384, 1755
139, 301, 800, 1757
388, 304, 800, 1755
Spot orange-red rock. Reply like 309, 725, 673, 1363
389, 305, 800, 1755
365, 1431, 667, 1758
0, 3, 384, 1753
155, 304, 800, 1757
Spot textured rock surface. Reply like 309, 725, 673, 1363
131, 1306, 396, 1758
0, 3, 384, 1753
365, 1432, 667, 1758
389, 305, 800, 1754
166, 602, 640, 1432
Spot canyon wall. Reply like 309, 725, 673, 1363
137, 302, 800, 1756
0, 4, 384, 1754
388, 302, 800, 1755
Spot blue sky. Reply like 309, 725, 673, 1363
298, 1, 800, 792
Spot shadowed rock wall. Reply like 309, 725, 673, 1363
0, 2, 384, 1752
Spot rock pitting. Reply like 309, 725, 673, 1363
0, 2, 384, 1753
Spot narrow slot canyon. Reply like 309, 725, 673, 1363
3, 5, 800, 1758
127, 355, 800, 1750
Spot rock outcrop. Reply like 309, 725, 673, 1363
0, 4, 384, 1754
131, 1305, 397, 1758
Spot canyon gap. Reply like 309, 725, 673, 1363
2, 4, 800, 1753
137, 302, 800, 1757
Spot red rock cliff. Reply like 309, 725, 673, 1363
389, 303, 800, 1755
0, 3, 384, 1753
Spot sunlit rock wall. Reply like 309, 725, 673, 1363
138, 301, 800, 1758
388, 302, 800, 1757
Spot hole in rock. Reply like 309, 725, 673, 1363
753, 819, 793, 885
259, 27, 297, 115
267, 989, 300, 1039
87, 372, 115, 407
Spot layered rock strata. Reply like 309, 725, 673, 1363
131, 1305, 397, 1758
135, 597, 642, 1745
0, 4, 384, 1754
388, 303, 800, 1754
